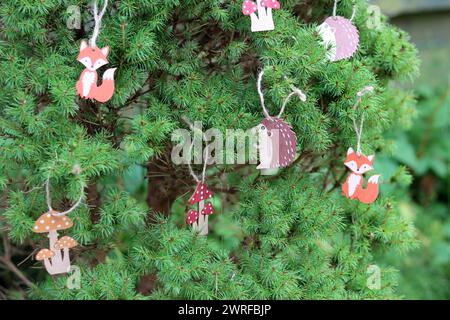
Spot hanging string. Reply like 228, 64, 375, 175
332, 0, 357, 21
182, 117, 210, 183
257, 70, 271, 120
46, 177, 84, 217
89, 0, 108, 48
352, 86, 374, 156
332, 0, 338, 17
257, 69, 306, 120
350, 1, 357, 21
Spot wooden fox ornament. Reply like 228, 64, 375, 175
76, 40, 116, 103
342, 147, 380, 204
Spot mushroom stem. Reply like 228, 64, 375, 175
62, 247, 70, 266
266, 7, 272, 21
48, 230, 62, 264
250, 12, 258, 26
197, 200, 209, 236
43, 258, 53, 274
256, 0, 266, 18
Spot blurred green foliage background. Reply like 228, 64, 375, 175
372, 0, 450, 299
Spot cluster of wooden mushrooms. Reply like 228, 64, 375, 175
33, 210, 78, 275
186, 182, 215, 235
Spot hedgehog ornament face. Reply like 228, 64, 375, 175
256, 117, 297, 169
317, 16, 359, 62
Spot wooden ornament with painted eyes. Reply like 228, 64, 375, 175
76, 40, 117, 103
317, 16, 359, 62
256, 117, 297, 169
342, 147, 381, 204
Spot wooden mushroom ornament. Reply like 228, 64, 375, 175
242, 0, 281, 32
187, 182, 214, 235
33, 177, 84, 275
36, 249, 55, 272
33, 211, 76, 275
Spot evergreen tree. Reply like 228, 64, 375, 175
0, 0, 420, 299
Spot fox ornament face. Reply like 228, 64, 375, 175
76, 40, 116, 103
342, 147, 381, 204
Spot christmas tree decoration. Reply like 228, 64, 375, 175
255, 70, 306, 170
342, 86, 381, 204
76, 0, 116, 103
242, 0, 281, 32
186, 142, 215, 235
201, 202, 215, 216
32, 179, 84, 275
186, 209, 199, 225
188, 182, 214, 205
0, 0, 422, 300
317, 0, 359, 62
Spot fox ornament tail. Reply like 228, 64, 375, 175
342, 147, 381, 204
76, 40, 116, 103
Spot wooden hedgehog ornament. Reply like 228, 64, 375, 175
255, 70, 306, 171
317, 1, 359, 62
257, 118, 297, 169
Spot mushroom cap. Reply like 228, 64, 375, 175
261, 0, 280, 9
242, 0, 257, 16
189, 182, 214, 205
186, 209, 199, 225
54, 236, 78, 250
33, 211, 73, 233
36, 249, 55, 261
201, 202, 215, 216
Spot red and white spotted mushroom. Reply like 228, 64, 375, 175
201, 202, 215, 216
186, 209, 199, 225
242, 0, 281, 32
188, 182, 214, 205
242, 0, 257, 16
261, 0, 280, 9
188, 182, 214, 235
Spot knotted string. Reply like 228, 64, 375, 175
257, 69, 306, 120
46, 177, 84, 217
352, 86, 374, 156
89, 0, 108, 48
332, 0, 357, 22
183, 118, 210, 184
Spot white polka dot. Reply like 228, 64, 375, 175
40, 220, 45, 224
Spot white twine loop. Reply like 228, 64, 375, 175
183, 118, 210, 183
257, 70, 306, 120
352, 85, 374, 156
333, 0, 357, 22
89, 0, 108, 48
46, 177, 84, 217
332, 0, 338, 17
